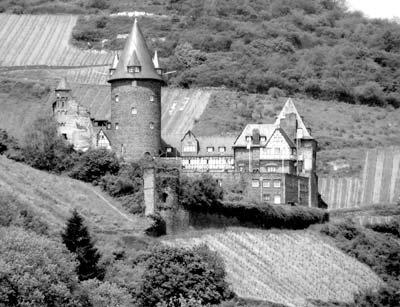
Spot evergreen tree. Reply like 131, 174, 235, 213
62, 209, 103, 281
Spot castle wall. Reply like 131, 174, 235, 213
110, 79, 162, 160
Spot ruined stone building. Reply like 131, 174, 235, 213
52, 19, 319, 207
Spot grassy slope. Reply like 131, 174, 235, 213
0, 155, 148, 234
164, 228, 383, 307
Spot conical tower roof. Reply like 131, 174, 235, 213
108, 19, 163, 82
55, 77, 71, 91
153, 50, 161, 69
128, 50, 141, 67
274, 98, 312, 139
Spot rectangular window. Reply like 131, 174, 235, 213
166, 147, 172, 153
246, 136, 252, 142
260, 136, 267, 142
251, 179, 260, 188
207, 147, 214, 153
115, 123, 119, 130
115, 95, 119, 103
218, 146, 226, 153
150, 95, 154, 102
128, 67, 134, 73
264, 194, 271, 201
274, 195, 281, 204
267, 166, 276, 173
183, 145, 196, 152
107, 123, 111, 130
274, 180, 281, 188
135, 66, 141, 73
263, 180, 270, 188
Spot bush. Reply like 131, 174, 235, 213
144, 213, 166, 237
69, 148, 120, 183
135, 245, 233, 306
366, 220, 400, 238
21, 116, 76, 173
179, 174, 224, 210
0, 227, 84, 307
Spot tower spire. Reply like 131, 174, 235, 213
108, 18, 162, 82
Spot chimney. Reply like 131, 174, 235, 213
252, 129, 260, 145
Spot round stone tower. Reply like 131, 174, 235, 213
108, 19, 164, 161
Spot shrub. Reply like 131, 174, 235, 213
69, 148, 120, 183
179, 174, 224, 210
144, 213, 167, 237
21, 116, 76, 173
0, 227, 84, 307
135, 245, 233, 306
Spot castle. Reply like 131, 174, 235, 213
52, 19, 319, 207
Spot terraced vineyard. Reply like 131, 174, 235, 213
319, 146, 400, 209
0, 14, 112, 66
164, 229, 383, 307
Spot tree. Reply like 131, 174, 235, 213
61, 209, 103, 281
69, 148, 120, 183
136, 245, 232, 307
179, 174, 224, 210
22, 115, 75, 172
0, 227, 84, 307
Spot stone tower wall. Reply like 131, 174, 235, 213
110, 79, 162, 160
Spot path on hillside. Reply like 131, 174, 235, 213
89, 187, 135, 223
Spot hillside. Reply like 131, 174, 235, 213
164, 228, 383, 307
0, 14, 112, 66
0, 155, 147, 234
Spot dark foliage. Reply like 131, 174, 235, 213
61, 209, 104, 281
0, 129, 23, 161
135, 245, 233, 306
67, 0, 400, 107
21, 116, 76, 173
69, 148, 120, 183
144, 213, 166, 237
366, 220, 400, 238
179, 175, 328, 229
179, 174, 224, 209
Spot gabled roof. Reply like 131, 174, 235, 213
274, 98, 312, 139
196, 136, 236, 156
181, 130, 197, 142
233, 124, 276, 147
265, 128, 296, 149
55, 77, 71, 91
108, 19, 163, 82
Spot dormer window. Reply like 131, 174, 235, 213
207, 147, 214, 153
156, 68, 163, 75
260, 136, 266, 142
109, 68, 115, 76
128, 66, 141, 73
218, 146, 226, 153
246, 136, 252, 142
107, 123, 111, 130
166, 147, 172, 153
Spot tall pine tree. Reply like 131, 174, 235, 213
61, 209, 103, 281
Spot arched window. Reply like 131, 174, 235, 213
149, 122, 154, 129
150, 95, 155, 102
115, 94, 119, 103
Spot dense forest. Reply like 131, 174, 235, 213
0, 0, 399, 107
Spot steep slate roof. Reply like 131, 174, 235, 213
265, 128, 296, 148
233, 124, 276, 147
196, 136, 236, 156
108, 19, 163, 82
69, 83, 110, 121
274, 98, 312, 139
55, 77, 71, 91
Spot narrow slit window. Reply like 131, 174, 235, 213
149, 122, 154, 129
115, 95, 119, 103
131, 107, 137, 115
150, 95, 155, 102
115, 123, 119, 130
